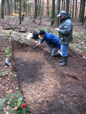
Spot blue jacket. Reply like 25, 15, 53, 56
40, 33, 60, 49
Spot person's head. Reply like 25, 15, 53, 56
39, 30, 46, 38
57, 11, 67, 19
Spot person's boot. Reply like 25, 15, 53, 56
59, 59, 63, 62
59, 56, 68, 62
59, 57, 67, 66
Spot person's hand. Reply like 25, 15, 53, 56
36, 42, 41, 47
58, 49, 61, 52
55, 28, 60, 32
58, 49, 63, 56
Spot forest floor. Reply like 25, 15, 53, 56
0, 15, 86, 114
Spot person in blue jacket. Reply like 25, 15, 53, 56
36, 30, 61, 57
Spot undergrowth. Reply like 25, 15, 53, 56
0, 92, 29, 114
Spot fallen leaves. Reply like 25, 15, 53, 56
0, 52, 2, 54
13, 106, 18, 110
5, 87, 9, 90
4, 111, 9, 114
7, 35, 10, 37
0, 69, 11, 77
5, 89, 13, 94
0, 62, 2, 65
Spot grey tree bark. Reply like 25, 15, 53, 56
7, 0, 10, 15
46, 0, 49, 16
51, 0, 55, 26
79, 0, 85, 23
39, 0, 44, 23
75, 0, 77, 18
34, 0, 38, 18
37, 0, 41, 17
55, 0, 60, 27
1, 0, 5, 18
62, 0, 65, 10
66, 0, 69, 13
19, 0, 21, 24
10, 0, 13, 14
72, 0, 74, 18
14, 0, 16, 13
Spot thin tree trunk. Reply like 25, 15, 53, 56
62, 0, 65, 10
55, 0, 60, 27
23, 0, 27, 14
75, 0, 77, 18
7, 0, 10, 15
1, 0, 5, 18
19, 0, 21, 24
14, 0, 16, 13
28, 0, 31, 15
72, 0, 74, 18
79, 0, 85, 23
37, 0, 41, 17
4, 0, 7, 15
66, 0, 69, 13
51, 0, 55, 26
40, 0, 44, 20
10, 0, 13, 14
46, 0, 49, 16
38, 0, 44, 25
34, 0, 38, 18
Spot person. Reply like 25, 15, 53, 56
55, 11, 73, 66
36, 30, 61, 57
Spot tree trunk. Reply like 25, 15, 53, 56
55, 0, 60, 27
37, 0, 44, 25
23, 0, 27, 14
46, 0, 49, 16
62, 0, 65, 10
7, 0, 10, 15
34, 0, 38, 18
79, 0, 85, 23
69, 0, 72, 17
4, 0, 7, 15
51, 0, 55, 26
28, 0, 31, 15
37, 0, 41, 17
75, 0, 77, 18
14, 0, 16, 13
40, 0, 44, 20
10, 0, 13, 14
1, 0, 5, 18
72, 0, 74, 18
66, 0, 69, 13
19, 0, 21, 24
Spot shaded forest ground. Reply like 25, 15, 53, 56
0, 15, 86, 114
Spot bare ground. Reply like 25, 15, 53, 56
13, 40, 86, 114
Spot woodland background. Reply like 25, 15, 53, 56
0, 0, 86, 26
0, 0, 86, 114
